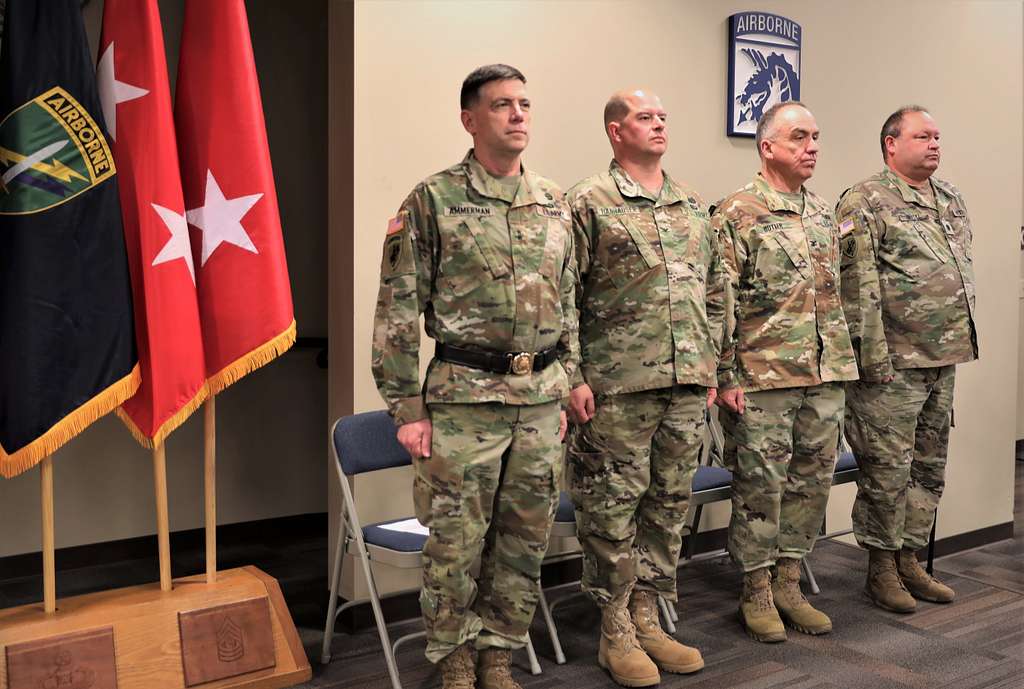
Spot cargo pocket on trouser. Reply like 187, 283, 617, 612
413, 455, 467, 555
415, 455, 478, 661
567, 444, 607, 515
716, 407, 741, 473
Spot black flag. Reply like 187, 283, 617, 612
0, 0, 138, 477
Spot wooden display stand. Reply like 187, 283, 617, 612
0, 566, 311, 689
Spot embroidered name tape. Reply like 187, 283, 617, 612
445, 205, 493, 216
597, 207, 642, 216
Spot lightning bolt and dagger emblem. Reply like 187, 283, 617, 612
0, 141, 87, 193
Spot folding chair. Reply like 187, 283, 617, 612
321, 410, 542, 689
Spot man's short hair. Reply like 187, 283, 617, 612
880, 105, 929, 161
603, 94, 631, 129
460, 64, 526, 110
754, 101, 807, 156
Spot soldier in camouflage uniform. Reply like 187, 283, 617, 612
566, 89, 725, 686
713, 102, 858, 643
371, 64, 580, 689
837, 107, 977, 613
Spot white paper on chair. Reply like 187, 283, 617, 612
379, 518, 429, 536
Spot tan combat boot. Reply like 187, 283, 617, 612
598, 597, 661, 687
438, 643, 476, 689
477, 648, 522, 689
866, 548, 916, 613
771, 558, 832, 635
739, 567, 786, 643
897, 548, 955, 603
629, 590, 704, 674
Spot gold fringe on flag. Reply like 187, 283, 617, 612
206, 319, 297, 397
116, 381, 211, 450
0, 364, 142, 479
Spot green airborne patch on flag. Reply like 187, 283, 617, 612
0, 0, 138, 478
0, 86, 115, 215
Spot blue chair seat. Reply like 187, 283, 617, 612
363, 519, 428, 553
555, 491, 575, 523
835, 451, 858, 472
693, 465, 732, 491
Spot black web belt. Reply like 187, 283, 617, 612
435, 342, 558, 376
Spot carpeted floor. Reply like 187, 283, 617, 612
2, 465, 1020, 689
307, 462, 1024, 689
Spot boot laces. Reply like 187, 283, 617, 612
608, 605, 642, 653
633, 592, 676, 643
484, 650, 516, 684
899, 552, 933, 583
873, 554, 910, 592
440, 647, 475, 688
745, 571, 774, 612
753, 585, 774, 612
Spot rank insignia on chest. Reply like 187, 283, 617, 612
444, 204, 493, 217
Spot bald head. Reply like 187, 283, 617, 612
604, 89, 659, 128
604, 90, 633, 128
603, 89, 668, 163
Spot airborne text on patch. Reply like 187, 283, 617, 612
40, 88, 114, 180
445, 205, 492, 217
596, 207, 642, 216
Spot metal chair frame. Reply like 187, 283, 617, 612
321, 414, 543, 689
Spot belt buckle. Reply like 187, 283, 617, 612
509, 352, 534, 375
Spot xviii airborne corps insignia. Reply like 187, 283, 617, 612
0, 85, 116, 215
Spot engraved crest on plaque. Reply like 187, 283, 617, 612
216, 616, 245, 663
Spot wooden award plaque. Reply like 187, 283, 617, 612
0, 567, 310, 689
5, 626, 117, 689
178, 598, 275, 686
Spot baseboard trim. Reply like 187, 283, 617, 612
0, 512, 328, 581
931, 521, 1014, 559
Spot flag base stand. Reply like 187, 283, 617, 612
0, 566, 311, 689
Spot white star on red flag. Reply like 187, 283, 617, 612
150, 203, 196, 284
186, 170, 262, 266
97, 42, 149, 141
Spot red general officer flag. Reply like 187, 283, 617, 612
99, 0, 208, 447
174, 0, 295, 393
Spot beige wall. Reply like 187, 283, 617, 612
349, 0, 1022, 559
0, 0, 329, 558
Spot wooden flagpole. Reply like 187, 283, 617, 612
152, 442, 172, 591
204, 397, 217, 583
40, 456, 56, 613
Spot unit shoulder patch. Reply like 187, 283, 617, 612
0, 86, 115, 215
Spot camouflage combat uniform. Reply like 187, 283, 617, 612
566, 161, 727, 605
714, 174, 857, 572
837, 168, 977, 551
371, 150, 581, 663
